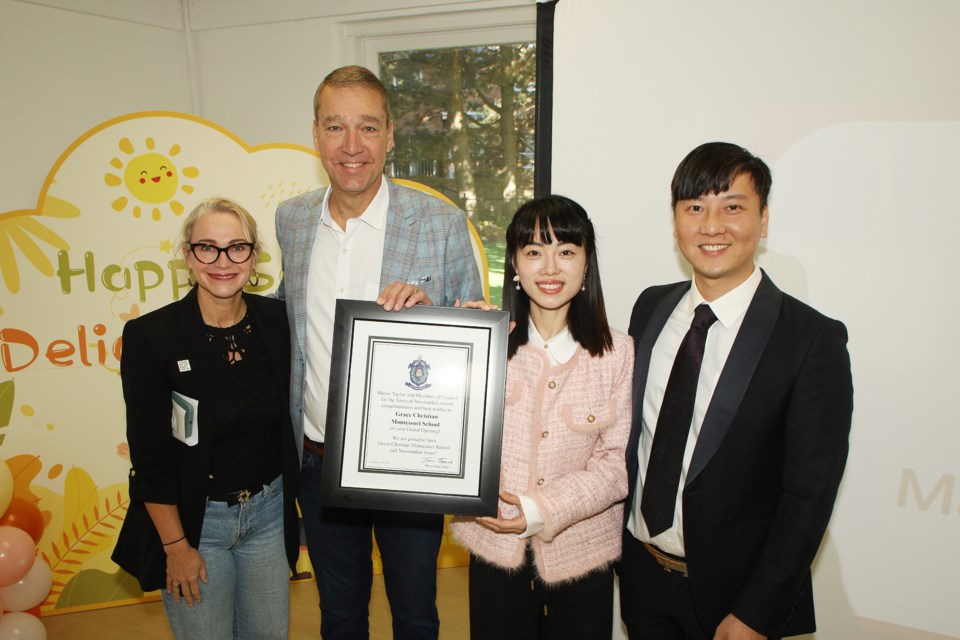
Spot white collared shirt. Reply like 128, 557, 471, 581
627, 267, 762, 555
517, 320, 578, 539
526, 317, 579, 367
302, 176, 389, 442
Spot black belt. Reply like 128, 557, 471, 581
209, 485, 263, 507
304, 437, 325, 457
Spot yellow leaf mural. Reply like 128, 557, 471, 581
0, 207, 75, 294
35, 466, 130, 610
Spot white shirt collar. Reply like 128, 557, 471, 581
527, 318, 578, 365
320, 175, 389, 231
686, 266, 763, 329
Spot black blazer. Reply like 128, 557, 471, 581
623, 271, 853, 637
111, 287, 300, 592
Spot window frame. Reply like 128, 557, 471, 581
340, 5, 536, 68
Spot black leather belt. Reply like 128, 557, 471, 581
643, 543, 688, 577
209, 486, 262, 507
304, 437, 325, 457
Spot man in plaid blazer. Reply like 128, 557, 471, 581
275, 66, 482, 640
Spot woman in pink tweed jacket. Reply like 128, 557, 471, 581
451, 195, 633, 639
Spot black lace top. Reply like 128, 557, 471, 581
204, 311, 282, 495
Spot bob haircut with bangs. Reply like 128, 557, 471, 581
504, 195, 613, 359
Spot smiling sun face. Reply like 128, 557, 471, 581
126, 152, 178, 203
105, 137, 200, 221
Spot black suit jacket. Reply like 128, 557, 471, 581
624, 272, 853, 637
111, 287, 300, 592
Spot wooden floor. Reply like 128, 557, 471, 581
42, 567, 468, 639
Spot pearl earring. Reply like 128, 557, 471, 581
513, 274, 521, 291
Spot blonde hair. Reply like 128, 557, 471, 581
180, 197, 261, 250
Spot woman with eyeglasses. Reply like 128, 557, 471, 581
112, 197, 299, 639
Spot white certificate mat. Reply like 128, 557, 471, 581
359, 338, 471, 478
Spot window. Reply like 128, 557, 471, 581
380, 44, 535, 306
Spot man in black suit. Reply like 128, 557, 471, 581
619, 142, 853, 639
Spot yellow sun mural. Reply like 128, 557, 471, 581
104, 137, 200, 221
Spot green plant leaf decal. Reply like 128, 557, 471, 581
0, 379, 13, 429
55, 568, 144, 608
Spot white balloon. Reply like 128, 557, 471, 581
0, 561, 51, 612
0, 611, 46, 640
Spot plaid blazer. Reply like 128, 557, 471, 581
275, 179, 483, 458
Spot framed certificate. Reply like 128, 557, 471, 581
320, 300, 509, 516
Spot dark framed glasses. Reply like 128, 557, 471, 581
189, 242, 256, 264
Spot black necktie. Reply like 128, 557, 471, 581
641, 303, 718, 537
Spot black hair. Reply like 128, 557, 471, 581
670, 142, 772, 210
504, 195, 613, 359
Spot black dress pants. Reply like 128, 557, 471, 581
618, 533, 781, 640
468, 546, 613, 640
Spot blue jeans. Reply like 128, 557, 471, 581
299, 448, 443, 640
162, 475, 289, 640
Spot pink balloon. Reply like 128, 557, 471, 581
0, 560, 51, 612
0, 527, 35, 588
0, 611, 46, 640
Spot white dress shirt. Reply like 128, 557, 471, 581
516, 319, 579, 539
627, 267, 762, 555
302, 176, 388, 442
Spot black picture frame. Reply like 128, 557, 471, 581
320, 300, 509, 516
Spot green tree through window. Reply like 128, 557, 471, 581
380, 43, 536, 307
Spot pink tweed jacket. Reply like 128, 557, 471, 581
451, 329, 633, 584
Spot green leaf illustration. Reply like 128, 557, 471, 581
0, 379, 13, 439
0, 379, 12, 427
55, 568, 144, 608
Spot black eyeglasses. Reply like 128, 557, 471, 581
189, 242, 256, 264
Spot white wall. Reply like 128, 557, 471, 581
550, 1, 960, 639
0, 0, 193, 211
